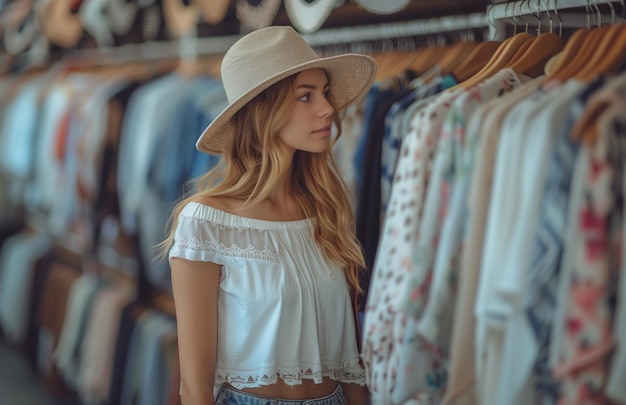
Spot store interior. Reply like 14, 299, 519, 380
1, 0, 626, 404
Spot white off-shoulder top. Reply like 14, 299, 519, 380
168, 202, 366, 398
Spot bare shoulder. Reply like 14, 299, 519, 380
189, 195, 247, 214
188, 195, 306, 221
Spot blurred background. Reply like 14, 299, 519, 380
1, 0, 625, 404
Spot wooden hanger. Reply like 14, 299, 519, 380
408, 44, 450, 76
373, 50, 404, 81
450, 40, 501, 82
459, 32, 534, 89
550, 25, 608, 84
507, 32, 565, 77
576, 23, 626, 82
542, 28, 590, 82
435, 41, 480, 76
373, 50, 404, 80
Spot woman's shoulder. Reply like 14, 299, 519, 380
177, 196, 241, 223
188, 195, 309, 223
189, 195, 246, 214
180, 195, 312, 230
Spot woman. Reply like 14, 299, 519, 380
161, 25, 377, 405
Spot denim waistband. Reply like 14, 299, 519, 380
215, 384, 347, 405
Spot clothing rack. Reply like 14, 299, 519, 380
301, 12, 488, 47
29, 12, 489, 69
488, 0, 626, 39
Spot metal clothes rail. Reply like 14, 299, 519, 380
59, 12, 489, 67
487, 0, 626, 39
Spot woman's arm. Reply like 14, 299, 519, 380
171, 258, 221, 405
341, 382, 369, 405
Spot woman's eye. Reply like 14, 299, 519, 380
324, 90, 331, 99
298, 93, 310, 102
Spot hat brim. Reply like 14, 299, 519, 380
196, 53, 377, 154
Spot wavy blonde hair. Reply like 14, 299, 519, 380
160, 71, 365, 294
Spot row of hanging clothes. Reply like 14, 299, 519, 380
0, 232, 181, 405
0, 53, 226, 404
357, 1, 626, 404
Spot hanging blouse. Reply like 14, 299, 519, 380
443, 76, 544, 405
361, 87, 461, 405
393, 69, 527, 404
552, 85, 626, 405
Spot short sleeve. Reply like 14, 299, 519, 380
168, 203, 228, 266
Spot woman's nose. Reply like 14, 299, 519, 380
319, 97, 334, 117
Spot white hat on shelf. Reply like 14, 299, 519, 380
236, 0, 282, 30
354, 0, 410, 15
284, 0, 337, 34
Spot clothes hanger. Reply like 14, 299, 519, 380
542, 28, 590, 81
407, 40, 470, 84
455, 1, 527, 87
468, 0, 563, 87
552, 27, 607, 83
575, 25, 626, 81
575, 1, 626, 82
507, 33, 565, 77
375, 38, 430, 80
408, 35, 450, 76
549, 2, 610, 83
384, 38, 423, 77
458, 31, 534, 89
435, 39, 480, 76
506, 2, 566, 77
450, 40, 501, 82
372, 40, 407, 81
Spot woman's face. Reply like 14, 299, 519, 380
278, 68, 334, 154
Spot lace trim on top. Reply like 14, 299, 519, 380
174, 233, 280, 263
170, 202, 315, 264
216, 359, 367, 389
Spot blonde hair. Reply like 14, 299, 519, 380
160, 71, 365, 294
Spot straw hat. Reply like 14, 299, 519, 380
196, 25, 377, 155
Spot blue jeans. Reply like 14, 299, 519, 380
215, 384, 348, 405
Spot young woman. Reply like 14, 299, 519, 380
161, 25, 377, 405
